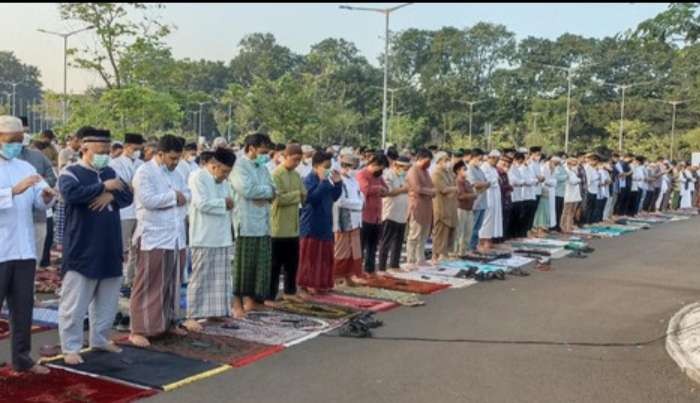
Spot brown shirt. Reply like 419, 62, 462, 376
457, 177, 476, 211
407, 165, 434, 226
431, 166, 458, 227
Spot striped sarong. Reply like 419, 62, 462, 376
187, 246, 233, 319
233, 236, 271, 301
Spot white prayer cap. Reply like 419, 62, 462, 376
488, 150, 501, 158
551, 156, 561, 163
212, 136, 228, 149
517, 147, 528, 153
340, 146, 354, 156
0, 116, 23, 134
301, 145, 314, 154
434, 151, 449, 162
332, 145, 341, 152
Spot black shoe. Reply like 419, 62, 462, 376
116, 315, 130, 332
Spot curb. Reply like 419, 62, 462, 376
666, 302, 700, 385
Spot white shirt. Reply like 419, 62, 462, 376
598, 168, 610, 199
529, 160, 543, 196
296, 161, 312, 180
631, 164, 645, 192
176, 159, 198, 185
109, 154, 143, 220
508, 164, 524, 202
333, 173, 364, 232
132, 159, 191, 251
585, 164, 600, 195
0, 157, 52, 263
564, 167, 582, 203
520, 164, 537, 201
382, 169, 409, 223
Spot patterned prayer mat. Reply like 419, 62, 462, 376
0, 365, 157, 403
0, 319, 51, 340
202, 311, 337, 347
334, 286, 425, 307
116, 332, 283, 368
45, 345, 230, 391
272, 299, 359, 319
35, 266, 62, 294
490, 255, 535, 269
360, 275, 450, 294
307, 293, 399, 312
0, 307, 60, 328
438, 260, 510, 274
389, 271, 477, 288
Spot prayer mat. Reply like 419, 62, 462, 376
272, 299, 359, 319
490, 255, 535, 269
202, 311, 336, 347
45, 345, 230, 391
625, 217, 667, 225
360, 275, 450, 295
0, 319, 51, 340
335, 285, 425, 306
389, 271, 478, 289
438, 260, 508, 274
0, 365, 157, 403
35, 266, 62, 294
307, 293, 399, 312
116, 332, 283, 368
1, 307, 60, 328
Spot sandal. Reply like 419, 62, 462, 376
339, 321, 371, 338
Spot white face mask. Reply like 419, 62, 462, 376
132, 150, 141, 160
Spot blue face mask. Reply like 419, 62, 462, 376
92, 154, 110, 170
0, 142, 23, 160
256, 154, 270, 166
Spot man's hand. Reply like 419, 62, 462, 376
89, 192, 115, 212
41, 187, 57, 204
12, 175, 42, 196
225, 197, 234, 210
103, 179, 124, 192
330, 170, 342, 184
175, 191, 187, 207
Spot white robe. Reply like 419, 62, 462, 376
680, 170, 696, 209
478, 163, 503, 239
542, 164, 557, 228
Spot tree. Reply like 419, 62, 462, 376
0, 51, 43, 113
229, 33, 302, 87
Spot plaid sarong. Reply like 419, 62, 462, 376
53, 200, 66, 246
187, 247, 233, 319
233, 236, 271, 301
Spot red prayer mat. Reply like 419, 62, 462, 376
0, 365, 157, 403
307, 293, 398, 312
361, 275, 450, 295
0, 319, 51, 341
116, 332, 284, 368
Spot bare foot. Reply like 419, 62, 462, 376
93, 341, 122, 353
181, 319, 203, 333
263, 300, 278, 308
64, 353, 84, 366
347, 275, 368, 286
169, 326, 188, 336
28, 364, 50, 374
128, 334, 151, 347
282, 294, 303, 303
243, 297, 261, 312
232, 305, 246, 319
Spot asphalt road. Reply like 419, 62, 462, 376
4, 217, 700, 402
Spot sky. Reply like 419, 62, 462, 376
0, 2, 669, 94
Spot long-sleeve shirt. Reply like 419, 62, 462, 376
529, 160, 543, 196
19, 146, 56, 223
188, 169, 234, 248
334, 174, 364, 232
300, 172, 343, 241
407, 165, 434, 226
432, 166, 457, 227
109, 154, 143, 220
271, 165, 306, 238
554, 165, 568, 198
229, 155, 275, 237
59, 161, 132, 279
456, 177, 476, 211
382, 170, 409, 223
520, 164, 537, 201
564, 167, 582, 203
585, 164, 600, 195
508, 164, 525, 202
631, 164, 645, 192
133, 159, 191, 251
598, 168, 611, 199
356, 168, 387, 224
497, 167, 513, 208
0, 157, 52, 264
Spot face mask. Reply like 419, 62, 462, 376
92, 154, 110, 170
256, 154, 271, 165
324, 169, 332, 179
187, 155, 196, 162
132, 150, 141, 160
0, 142, 23, 160
398, 171, 406, 178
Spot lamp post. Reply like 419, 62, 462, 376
340, 3, 412, 150
1, 82, 21, 116
457, 99, 484, 145
603, 80, 653, 152
652, 99, 689, 160
37, 25, 95, 124
196, 102, 210, 139
531, 112, 541, 136
537, 62, 596, 153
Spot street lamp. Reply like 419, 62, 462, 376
652, 98, 689, 160
602, 80, 653, 152
531, 112, 541, 136
195, 102, 210, 139
340, 3, 412, 150
37, 25, 95, 124
537, 62, 596, 153
456, 99, 484, 145
1, 82, 22, 116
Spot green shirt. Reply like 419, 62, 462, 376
271, 164, 307, 238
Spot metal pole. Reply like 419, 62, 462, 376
198, 104, 203, 138
381, 11, 389, 150
468, 103, 473, 144
227, 103, 232, 142
618, 87, 625, 152
670, 103, 676, 161
63, 35, 68, 124
565, 73, 572, 153
11, 84, 16, 116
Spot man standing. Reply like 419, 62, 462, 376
182, 148, 236, 332
269, 144, 306, 302
508, 152, 526, 238
58, 128, 133, 365
378, 156, 411, 272
356, 152, 389, 276
467, 148, 490, 251
405, 148, 435, 268
129, 135, 190, 347
0, 116, 56, 374
109, 133, 144, 291
431, 151, 458, 263
478, 150, 502, 251
583, 154, 601, 224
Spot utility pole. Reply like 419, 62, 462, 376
196, 102, 209, 139
227, 103, 232, 142
457, 100, 484, 145
653, 99, 689, 160
603, 80, 653, 152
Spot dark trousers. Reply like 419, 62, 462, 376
525, 199, 538, 233
583, 192, 598, 224
594, 197, 607, 223
615, 189, 629, 215
378, 220, 406, 271
0, 259, 36, 371
628, 191, 641, 216
361, 222, 382, 273
554, 196, 564, 231
498, 204, 512, 243
646, 188, 660, 212
270, 237, 299, 298
39, 217, 53, 268
509, 201, 525, 238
